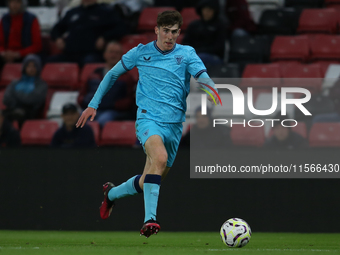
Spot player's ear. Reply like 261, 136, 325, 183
155, 26, 159, 35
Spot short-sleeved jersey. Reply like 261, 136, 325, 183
121, 41, 206, 123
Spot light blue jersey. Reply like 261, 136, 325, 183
89, 41, 214, 123
122, 41, 206, 123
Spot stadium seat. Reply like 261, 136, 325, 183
100, 121, 136, 146
20, 120, 59, 145
229, 35, 271, 64
128, 67, 139, 83
206, 63, 242, 78
0, 90, 5, 110
294, 94, 335, 120
231, 125, 265, 147
280, 63, 323, 93
120, 34, 149, 54
297, 9, 338, 34
41, 63, 80, 90
137, 7, 176, 32
309, 123, 340, 147
241, 63, 281, 89
0, 63, 21, 87
314, 61, 340, 77
27, 7, 58, 32
310, 35, 340, 61
46, 91, 80, 118
247, 1, 284, 23
285, 0, 324, 8
321, 64, 340, 93
270, 35, 310, 62
251, 92, 295, 119
325, 0, 340, 5
180, 8, 200, 31
80, 63, 106, 87
268, 121, 307, 138
87, 121, 100, 145
258, 8, 301, 35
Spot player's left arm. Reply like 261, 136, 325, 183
186, 47, 220, 105
197, 71, 220, 105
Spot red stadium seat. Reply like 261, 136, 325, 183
268, 122, 307, 138
241, 63, 281, 89
120, 34, 149, 54
87, 121, 100, 145
128, 67, 139, 83
41, 63, 80, 90
100, 121, 136, 146
0, 90, 5, 110
21, 120, 59, 145
270, 35, 310, 62
310, 35, 340, 61
137, 7, 176, 32
309, 123, 340, 147
180, 8, 200, 31
281, 63, 323, 93
231, 125, 265, 147
0, 63, 22, 87
80, 63, 105, 86
297, 9, 338, 34
313, 61, 340, 77
324, 0, 340, 6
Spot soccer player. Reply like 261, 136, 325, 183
76, 10, 219, 238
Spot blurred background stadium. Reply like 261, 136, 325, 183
1, 0, 340, 233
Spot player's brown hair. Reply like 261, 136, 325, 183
157, 10, 183, 28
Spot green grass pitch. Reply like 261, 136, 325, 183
0, 231, 339, 255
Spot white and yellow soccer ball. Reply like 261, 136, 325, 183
220, 218, 251, 248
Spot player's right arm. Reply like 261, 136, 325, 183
76, 45, 139, 128
76, 61, 127, 128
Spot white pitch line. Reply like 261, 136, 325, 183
0, 247, 40, 249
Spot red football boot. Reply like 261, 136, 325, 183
99, 182, 115, 219
140, 219, 161, 238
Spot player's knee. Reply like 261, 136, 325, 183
155, 151, 168, 169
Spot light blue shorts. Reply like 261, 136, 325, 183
135, 118, 183, 167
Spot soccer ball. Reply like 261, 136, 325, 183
220, 218, 251, 248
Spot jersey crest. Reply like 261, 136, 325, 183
174, 55, 183, 65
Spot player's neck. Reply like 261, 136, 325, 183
156, 40, 174, 52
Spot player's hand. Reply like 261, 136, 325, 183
208, 93, 220, 105
76, 107, 96, 128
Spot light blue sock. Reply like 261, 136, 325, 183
143, 174, 161, 223
108, 175, 143, 201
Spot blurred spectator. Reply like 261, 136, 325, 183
0, 109, 21, 147
78, 41, 136, 127
49, 0, 127, 67
225, 0, 257, 37
3, 54, 47, 127
312, 80, 340, 124
182, 0, 226, 66
0, 0, 42, 68
154, 0, 196, 11
51, 103, 96, 147
181, 107, 232, 148
264, 119, 308, 149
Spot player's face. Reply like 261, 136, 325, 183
155, 24, 181, 51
